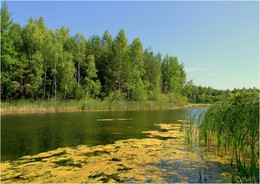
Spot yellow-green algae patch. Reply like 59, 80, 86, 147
154, 123, 182, 130
141, 124, 185, 138
177, 119, 190, 123
1, 124, 231, 183
97, 118, 132, 122
141, 130, 185, 139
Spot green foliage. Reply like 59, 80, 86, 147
143, 49, 161, 100
22, 17, 46, 99
199, 91, 259, 182
82, 55, 101, 98
109, 29, 130, 92
58, 51, 75, 99
125, 38, 147, 101
183, 81, 226, 103
161, 55, 186, 94
1, 1, 16, 100
100, 31, 113, 96
107, 90, 125, 102
125, 78, 147, 101
1, 2, 241, 104
1, 1, 12, 33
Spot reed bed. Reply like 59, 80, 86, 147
194, 91, 259, 182
1, 99, 188, 113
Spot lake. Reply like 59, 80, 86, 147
2, 107, 234, 183
1, 107, 195, 161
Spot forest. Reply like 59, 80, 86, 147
1, 2, 257, 104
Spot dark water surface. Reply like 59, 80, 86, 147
2, 108, 195, 161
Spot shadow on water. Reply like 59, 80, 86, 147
139, 143, 232, 183
141, 107, 232, 183
146, 159, 231, 183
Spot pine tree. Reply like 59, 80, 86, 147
143, 49, 161, 100
101, 30, 113, 96
126, 38, 146, 101
161, 55, 186, 94
1, 2, 16, 100
10, 23, 28, 99
82, 55, 101, 99
110, 29, 130, 93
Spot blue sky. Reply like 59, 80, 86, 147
4, 1, 259, 89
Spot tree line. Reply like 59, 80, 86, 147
1, 2, 187, 102
1, 2, 257, 103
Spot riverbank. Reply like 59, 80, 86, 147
1, 99, 209, 113
1, 123, 231, 183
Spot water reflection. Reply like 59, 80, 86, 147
2, 108, 194, 161
146, 144, 232, 183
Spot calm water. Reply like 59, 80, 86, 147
1, 108, 196, 161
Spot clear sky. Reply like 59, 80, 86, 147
4, 0, 259, 90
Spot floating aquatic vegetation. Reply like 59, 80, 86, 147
154, 123, 182, 130
97, 119, 114, 121
141, 130, 184, 139
97, 118, 132, 122
177, 119, 190, 123
113, 132, 122, 135
1, 124, 232, 183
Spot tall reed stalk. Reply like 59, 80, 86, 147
197, 91, 259, 182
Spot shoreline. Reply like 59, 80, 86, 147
1, 102, 210, 114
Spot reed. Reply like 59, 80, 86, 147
197, 91, 259, 182
184, 108, 206, 145
1, 99, 188, 113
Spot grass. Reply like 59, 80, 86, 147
1, 98, 192, 113
186, 91, 259, 183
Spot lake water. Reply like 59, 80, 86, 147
2, 107, 234, 183
1, 108, 196, 161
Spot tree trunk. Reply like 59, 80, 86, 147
53, 61, 57, 100
20, 78, 24, 100
43, 63, 47, 99
64, 90, 67, 100
54, 75, 56, 100
77, 61, 80, 84
54, 67, 57, 100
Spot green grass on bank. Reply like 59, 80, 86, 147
1, 93, 193, 113
1, 98, 190, 113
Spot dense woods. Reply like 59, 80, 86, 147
1, 2, 183, 102
1, 3, 258, 104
